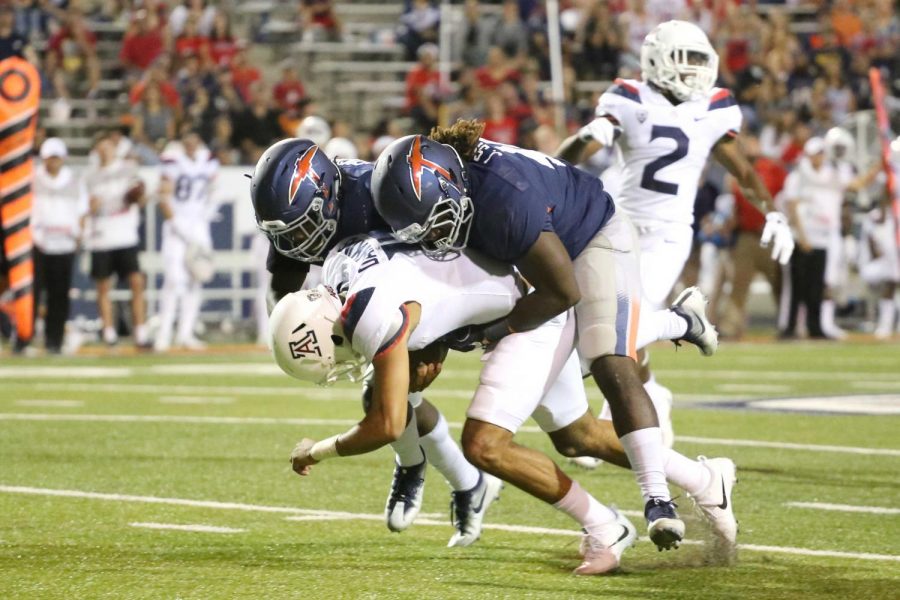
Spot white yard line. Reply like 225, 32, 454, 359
654, 369, 900, 382
715, 384, 792, 394
148, 364, 282, 376
0, 367, 132, 379
158, 396, 236, 405
2, 412, 898, 457
1, 485, 896, 562
785, 502, 900, 515
129, 522, 245, 534
14, 400, 84, 408
851, 381, 900, 391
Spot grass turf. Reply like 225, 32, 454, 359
1, 340, 898, 599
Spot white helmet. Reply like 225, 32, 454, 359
269, 285, 367, 386
889, 136, 900, 163
824, 127, 855, 162
324, 136, 358, 160
296, 116, 332, 147
641, 20, 719, 102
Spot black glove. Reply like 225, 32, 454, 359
439, 324, 486, 353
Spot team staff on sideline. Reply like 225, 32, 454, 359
83, 131, 150, 348
250, 138, 492, 543
31, 138, 87, 354
154, 128, 219, 352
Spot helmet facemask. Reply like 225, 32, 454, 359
394, 177, 473, 259
258, 175, 341, 262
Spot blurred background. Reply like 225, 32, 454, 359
3, 0, 899, 354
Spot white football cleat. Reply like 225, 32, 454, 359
574, 509, 637, 575
689, 456, 738, 550
569, 456, 602, 470
447, 472, 502, 547
176, 337, 207, 351
670, 287, 718, 356
385, 460, 426, 532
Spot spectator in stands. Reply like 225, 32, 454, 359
474, 46, 519, 92
169, 0, 216, 38
481, 94, 517, 145
208, 10, 237, 67
32, 138, 86, 354
119, 9, 166, 78
830, 0, 862, 47
0, 3, 33, 62
718, 134, 786, 340
459, 0, 496, 68
492, 0, 528, 61
13, 0, 55, 42
273, 64, 306, 112
230, 46, 261, 103
574, 0, 622, 81
130, 59, 182, 114
209, 114, 239, 165
47, 9, 100, 97
131, 82, 176, 155
211, 66, 245, 114
299, 0, 342, 42
397, 0, 439, 60
173, 14, 210, 66
83, 131, 150, 349
819, 61, 856, 125
618, 0, 658, 65
404, 42, 443, 133
230, 82, 281, 163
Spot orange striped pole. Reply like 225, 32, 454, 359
0, 55, 40, 347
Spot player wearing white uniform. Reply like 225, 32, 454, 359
273, 234, 739, 571
557, 20, 795, 458
154, 130, 219, 352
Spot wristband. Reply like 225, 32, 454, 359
482, 318, 514, 344
310, 434, 342, 461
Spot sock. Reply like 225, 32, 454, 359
134, 324, 149, 345
644, 377, 674, 448
663, 449, 711, 496
553, 480, 617, 535
155, 286, 178, 348
389, 406, 425, 467
636, 309, 688, 350
102, 326, 117, 344
876, 299, 896, 335
619, 428, 670, 503
821, 299, 836, 331
419, 414, 479, 491
176, 285, 202, 342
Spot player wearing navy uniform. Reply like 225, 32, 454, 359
250, 138, 483, 539
371, 126, 724, 551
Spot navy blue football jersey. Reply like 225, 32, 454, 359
267, 159, 387, 273
466, 140, 615, 262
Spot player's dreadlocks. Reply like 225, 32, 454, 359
429, 119, 485, 162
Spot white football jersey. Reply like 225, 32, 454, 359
322, 234, 522, 363
161, 147, 219, 224
596, 79, 742, 226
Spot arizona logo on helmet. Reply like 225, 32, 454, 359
289, 326, 322, 359
288, 145, 322, 204
407, 135, 452, 200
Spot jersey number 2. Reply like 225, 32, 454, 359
640, 126, 688, 196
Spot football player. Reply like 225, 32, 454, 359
279, 233, 738, 571
155, 129, 219, 352
374, 124, 739, 550
250, 138, 489, 543
555, 20, 795, 460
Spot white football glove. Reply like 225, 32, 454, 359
760, 211, 794, 265
577, 117, 618, 147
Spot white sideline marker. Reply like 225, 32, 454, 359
158, 396, 235, 405
2, 412, 899, 457
1, 485, 898, 563
785, 502, 900, 515
130, 522, 245, 534
14, 400, 84, 408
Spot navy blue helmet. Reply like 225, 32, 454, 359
251, 138, 341, 262
371, 135, 472, 257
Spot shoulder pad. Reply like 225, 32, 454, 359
608, 78, 642, 104
709, 89, 737, 111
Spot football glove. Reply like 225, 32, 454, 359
440, 324, 485, 353
577, 116, 619, 147
760, 211, 795, 265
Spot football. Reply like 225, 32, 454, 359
409, 340, 449, 368
124, 180, 145, 205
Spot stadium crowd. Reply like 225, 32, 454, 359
1, 0, 898, 352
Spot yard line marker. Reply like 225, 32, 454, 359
2, 485, 896, 562
14, 400, 83, 408
0, 366, 132, 379
129, 522, 246, 534
675, 435, 900, 457
158, 396, 235, 405
654, 369, 900, 382
2, 413, 899, 457
785, 502, 900, 515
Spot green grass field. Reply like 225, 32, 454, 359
1, 341, 898, 599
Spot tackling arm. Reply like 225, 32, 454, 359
555, 116, 619, 164
291, 303, 423, 475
